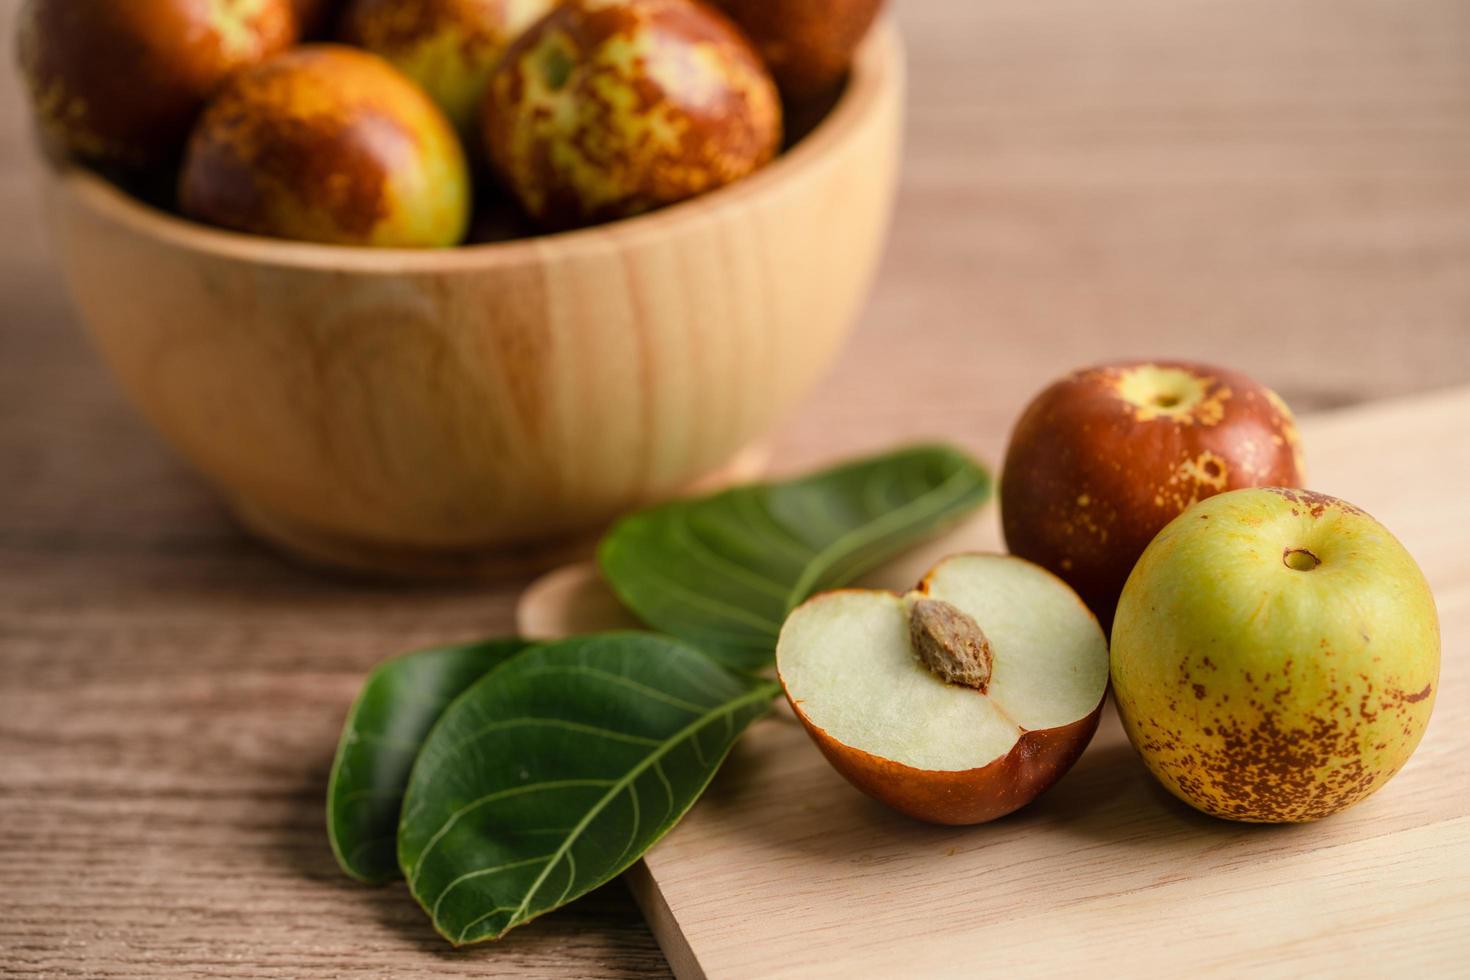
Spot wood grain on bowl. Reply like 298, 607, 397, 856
39, 24, 904, 578
7, 0, 1470, 975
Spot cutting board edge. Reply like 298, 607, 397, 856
625, 860, 709, 980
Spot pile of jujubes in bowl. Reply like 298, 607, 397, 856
18, 0, 885, 244
17, 0, 902, 571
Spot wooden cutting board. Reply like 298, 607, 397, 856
518, 386, 1470, 978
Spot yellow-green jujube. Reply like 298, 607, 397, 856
338, 0, 557, 139
1111, 487, 1439, 823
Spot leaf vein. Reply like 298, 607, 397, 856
430, 854, 554, 925
408, 779, 615, 892
499, 684, 777, 930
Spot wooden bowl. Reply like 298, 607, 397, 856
39, 25, 903, 578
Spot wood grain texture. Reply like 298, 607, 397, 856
3, 0, 1469, 975
36, 25, 901, 576
628, 387, 1470, 979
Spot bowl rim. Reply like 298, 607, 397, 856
48, 21, 901, 272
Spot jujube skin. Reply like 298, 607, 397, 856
713, 0, 885, 101
17, 0, 298, 169
1112, 487, 1439, 822
179, 44, 470, 248
777, 554, 1109, 825
337, 0, 558, 138
482, 0, 782, 230
1000, 360, 1305, 630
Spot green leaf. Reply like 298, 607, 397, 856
597, 444, 993, 670
327, 637, 532, 884
397, 633, 778, 945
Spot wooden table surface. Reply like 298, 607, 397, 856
3, 0, 1468, 976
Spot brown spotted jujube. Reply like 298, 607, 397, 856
481, 0, 782, 230
17, 0, 298, 169
1111, 487, 1438, 822
179, 44, 470, 247
712, 0, 885, 102
1000, 361, 1306, 630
